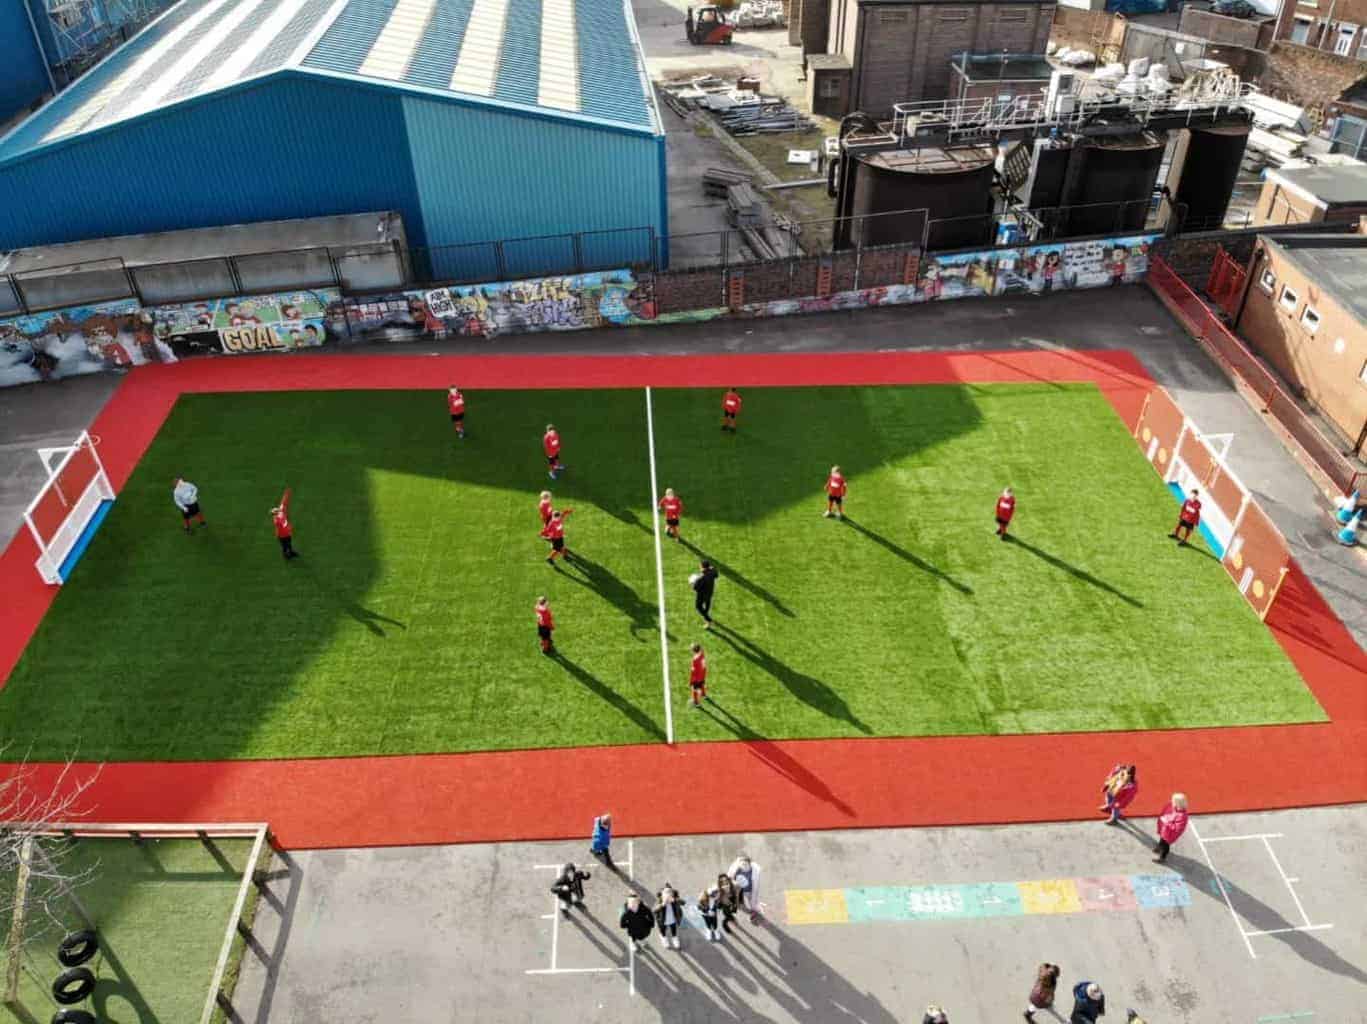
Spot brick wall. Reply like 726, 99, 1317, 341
791, 0, 830, 52
1178, 9, 1273, 51
1261, 42, 1367, 121
852, 1, 1055, 112
1049, 6, 1121, 54
653, 267, 723, 314
1235, 241, 1367, 443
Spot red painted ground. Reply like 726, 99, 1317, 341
3, 350, 1363, 850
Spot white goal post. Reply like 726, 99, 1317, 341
23, 430, 115, 585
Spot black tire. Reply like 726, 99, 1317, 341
57, 930, 98, 967
52, 1010, 96, 1024
52, 967, 95, 1005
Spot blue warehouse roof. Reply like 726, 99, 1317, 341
0, 0, 661, 164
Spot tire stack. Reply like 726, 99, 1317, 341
49, 930, 99, 1024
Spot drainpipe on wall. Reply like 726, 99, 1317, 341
1319, 0, 1338, 50
1233, 244, 1263, 331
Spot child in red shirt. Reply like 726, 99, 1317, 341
536, 596, 555, 654
544, 424, 564, 480
447, 386, 466, 439
688, 643, 709, 708
541, 509, 573, 565
823, 466, 847, 519
1171, 489, 1201, 544
271, 489, 298, 560
721, 389, 742, 432
538, 490, 555, 526
658, 488, 684, 541
995, 486, 1016, 539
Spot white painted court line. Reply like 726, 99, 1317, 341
1261, 836, 1317, 930
1198, 832, 1285, 843
550, 895, 560, 970
526, 966, 631, 975
1244, 925, 1335, 938
628, 838, 636, 996
644, 387, 675, 745
1191, 821, 1257, 959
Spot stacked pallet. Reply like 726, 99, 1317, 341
716, 98, 815, 136
727, 183, 763, 227
702, 167, 752, 197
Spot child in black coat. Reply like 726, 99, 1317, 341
551, 862, 590, 918
619, 893, 655, 951
654, 884, 686, 950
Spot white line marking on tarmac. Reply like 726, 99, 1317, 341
1244, 925, 1334, 938
1262, 836, 1316, 929
644, 387, 675, 745
629, 838, 636, 996
1197, 833, 1285, 843
1191, 821, 1256, 959
551, 896, 560, 970
525, 966, 631, 975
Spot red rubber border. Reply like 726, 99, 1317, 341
2, 351, 1363, 850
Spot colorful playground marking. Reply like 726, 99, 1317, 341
784, 873, 1190, 926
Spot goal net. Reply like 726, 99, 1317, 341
23, 431, 114, 585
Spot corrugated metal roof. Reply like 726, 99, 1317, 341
0, 0, 659, 164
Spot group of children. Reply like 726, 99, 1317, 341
170, 477, 297, 559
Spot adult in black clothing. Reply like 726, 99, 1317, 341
619, 893, 655, 951
691, 560, 718, 629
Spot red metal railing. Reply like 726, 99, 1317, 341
1148, 254, 1361, 496
1205, 246, 1246, 319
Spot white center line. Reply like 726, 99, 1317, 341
628, 838, 636, 996
644, 387, 675, 745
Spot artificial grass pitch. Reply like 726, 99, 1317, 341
0, 384, 1324, 761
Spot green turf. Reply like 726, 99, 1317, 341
0, 837, 253, 1024
0, 384, 1324, 761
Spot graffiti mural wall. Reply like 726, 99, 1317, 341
0, 300, 175, 388
149, 288, 346, 356
344, 270, 720, 341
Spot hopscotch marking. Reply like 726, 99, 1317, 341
527, 841, 635, 988
644, 387, 675, 745
1190, 822, 1333, 959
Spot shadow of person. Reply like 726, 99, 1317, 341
1175, 540, 1223, 564
552, 653, 666, 740
295, 562, 407, 637
711, 624, 871, 735
724, 916, 901, 1024
1113, 825, 1367, 984
679, 537, 795, 618
632, 945, 782, 1023
843, 517, 974, 595
702, 700, 857, 817
342, 602, 407, 638
558, 552, 665, 640
1005, 535, 1143, 608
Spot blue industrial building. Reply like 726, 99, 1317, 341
0, 0, 180, 123
0, 0, 667, 280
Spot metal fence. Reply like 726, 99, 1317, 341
1, 194, 1195, 318
1147, 254, 1362, 495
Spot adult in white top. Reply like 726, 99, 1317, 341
173, 477, 206, 533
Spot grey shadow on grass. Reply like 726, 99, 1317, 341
679, 537, 795, 618
701, 699, 856, 817
551, 653, 666, 741
295, 562, 407, 638
1175, 539, 1223, 564
89, 934, 159, 1024
558, 552, 668, 640
843, 517, 974, 596
1111, 821, 1367, 984
1005, 535, 1143, 608
711, 623, 872, 735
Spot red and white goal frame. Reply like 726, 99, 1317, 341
23, 430, 115, 585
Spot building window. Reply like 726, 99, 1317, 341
880, 10, 908, 23
1334, 24, 1357, 56
1259, 268, 1276, 293
1279, 284, 1299, 312
1299, 306, 1321, 333
819, 77, 842, 98
1291, 16, 1313, 44
998, 9, 1028, 20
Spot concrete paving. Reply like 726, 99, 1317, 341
232, 806, 1367, 1023
0, 371, 120, 551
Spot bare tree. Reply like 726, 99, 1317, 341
0, 752, 102, 1004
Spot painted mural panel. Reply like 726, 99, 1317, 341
0, 300, 175, 388
149, 289, 346, 355
343, 270, 718, 340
